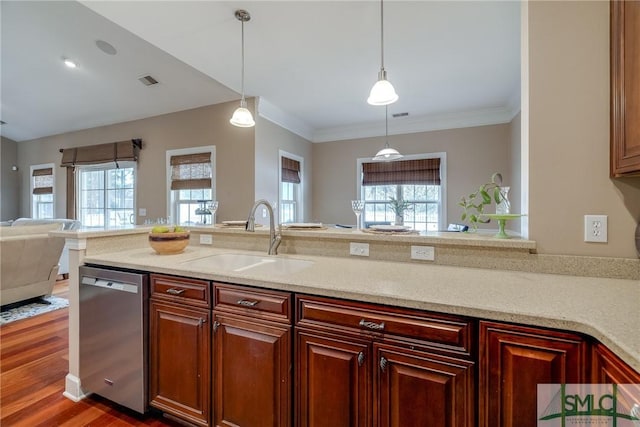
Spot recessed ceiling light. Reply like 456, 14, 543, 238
63, 58, 77, 69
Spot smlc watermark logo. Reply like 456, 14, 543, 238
538, 384, 640, 426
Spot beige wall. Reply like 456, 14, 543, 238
1, 136, 20, 221
255, 114, 313, 225
16, 101, 256, 223
311, 123, 512, 227
528, 0, 640, 258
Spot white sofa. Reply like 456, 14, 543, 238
0, 223, 67, 305
10, 218, 80, 275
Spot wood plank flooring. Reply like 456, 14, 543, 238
1, 280, 182, 426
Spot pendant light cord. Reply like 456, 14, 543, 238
380, 0, 385, 70
240, 18, 246, 102
385, 105, 389, 148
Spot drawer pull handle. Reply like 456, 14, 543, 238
237, 299, 259, 307
359, 319, 385, 331
357, 351, 365, 367
380, 356, 388, 372
166, 288, 185, 295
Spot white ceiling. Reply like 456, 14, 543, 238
1, 1, 521, 143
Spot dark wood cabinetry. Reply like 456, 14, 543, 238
592, 342, 640, 384
149, 275, 211, 427
295, 295, 476, 427
479, 321, 588, 427
212, 283, 292, 427
611, 0, 640, 177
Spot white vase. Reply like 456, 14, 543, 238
496, 186, 511, 215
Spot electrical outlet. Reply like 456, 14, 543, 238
584, 215, 607, 243
411, 245, 435, 261
199, 234, 213, 245
349, 242, 369, 257
138, 208, 146, 217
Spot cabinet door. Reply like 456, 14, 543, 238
296, 329, 370, 427
374, 344, 475, 427
611, 0, 640, 176
212, 313, 291, 427
479, 321, 587, 427
149, 300, 210, 427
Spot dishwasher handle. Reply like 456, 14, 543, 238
81, 277, 139, 294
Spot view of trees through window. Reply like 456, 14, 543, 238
363, 184, 440, 231
77, 165, 135, 228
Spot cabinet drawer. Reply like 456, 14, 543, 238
151, 274, 211, 308
296, 295, 473, 357
214, 283, 292, 324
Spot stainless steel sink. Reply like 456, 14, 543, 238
180, 253, 313, 275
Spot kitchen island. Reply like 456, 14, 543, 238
54, 225, 640, 425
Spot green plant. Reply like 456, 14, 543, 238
389, 197, 413, 217
458, 172, 509, 231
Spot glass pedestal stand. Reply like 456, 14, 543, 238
482, 214, 524, 239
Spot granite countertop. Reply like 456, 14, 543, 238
82, 244, 640, 372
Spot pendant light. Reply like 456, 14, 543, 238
230, 9, 255, 128
367, 0, 398, 106
373, 106, 403, 161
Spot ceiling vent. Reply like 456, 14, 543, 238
138, 75, 159, 86
392, 112, 409, 118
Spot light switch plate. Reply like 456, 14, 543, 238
199, 234, 213, 245
138, 208, 146, 216
350, 242, 369, 257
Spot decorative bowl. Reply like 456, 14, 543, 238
148, 231, 190, 254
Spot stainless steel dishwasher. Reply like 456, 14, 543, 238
79, 265, 149, 414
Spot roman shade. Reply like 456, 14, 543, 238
281, 157, 301, 184
362, 158, 441, 186
170, 152, 212, 191
60, 139, 141, 167
32, 168, 53, 195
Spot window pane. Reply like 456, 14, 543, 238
77, 165, 135, 228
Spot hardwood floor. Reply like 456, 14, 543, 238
1, 280, 183, 426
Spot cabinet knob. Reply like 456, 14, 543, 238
380, 356, 388, 372
213, 321, 220, 332
357, 351, 365, 367
359, 319, 385, 331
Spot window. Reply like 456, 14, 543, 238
166, 147, 215, 225
358, 154, 446, 232
76, 163, 135, 228
279, 152, 303, 224
31, 164, 55, 219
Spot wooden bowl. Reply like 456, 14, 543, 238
148, 231, 190, 254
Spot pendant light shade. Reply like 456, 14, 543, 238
367, 0, 398, 106
373, 106, 403, 161
230, 10, 255, 128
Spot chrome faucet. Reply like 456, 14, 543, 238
246, 199, 281, 255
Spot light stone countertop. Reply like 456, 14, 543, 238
82, 244, 640, 372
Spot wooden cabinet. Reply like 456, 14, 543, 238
212, 283, 292, 427
611, 0, 640, 177
149, 274, 211, 427
479, 321, 588, 427
295, 295, 476, 427
592, 342, 640, 384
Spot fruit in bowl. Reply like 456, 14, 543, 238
148, 226, 190, 254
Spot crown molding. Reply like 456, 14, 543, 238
312, 106, 521, 143
256, 97, 314, 141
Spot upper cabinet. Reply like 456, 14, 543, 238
611, 0, 640, 177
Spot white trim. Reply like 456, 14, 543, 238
29, 162, 55, 219
314, 107, 517, 143
63, 374, 88, 402
520, 1, 529, 239
165, 146, 216, 223
278, 150, 304, 223
257, 97, 314, 142
65, 238, 87, 251
356, 152, 447, 231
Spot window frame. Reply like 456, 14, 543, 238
356, 152, 447, 231
166, 146, 216, 225
30, 163, 56, 219
278, 150, 304, 224
75, 162, 137, 228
